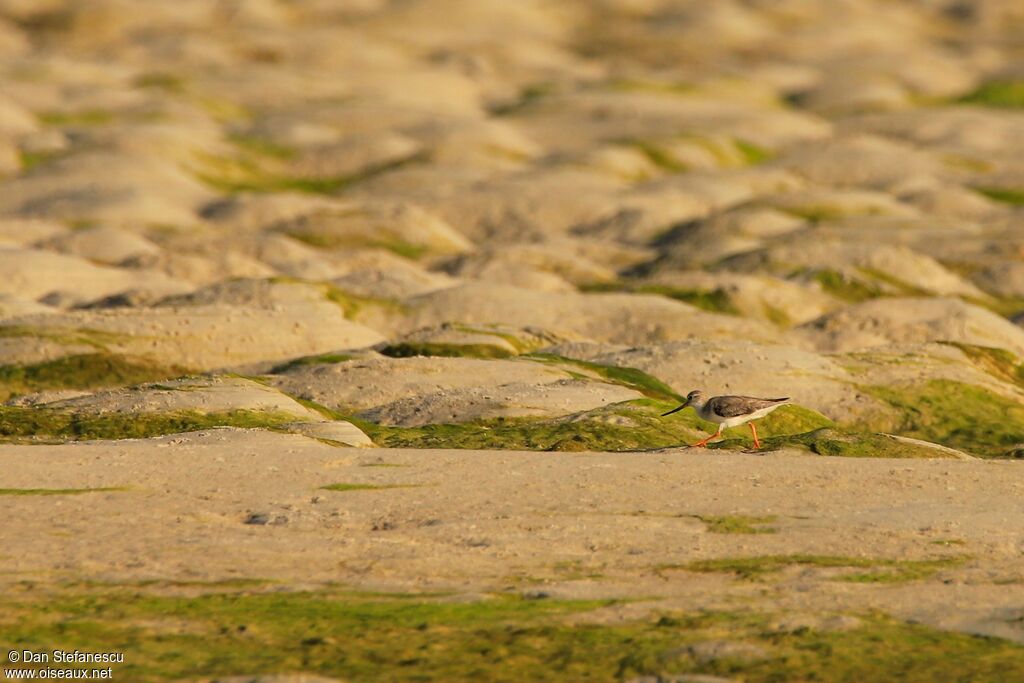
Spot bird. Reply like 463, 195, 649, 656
660, 390, 789, 449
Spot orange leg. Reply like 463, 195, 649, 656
691, 428, 723, 448
749, 422, 761, 449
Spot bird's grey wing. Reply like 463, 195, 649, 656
708, 396, 788, 418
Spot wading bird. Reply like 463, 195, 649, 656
661, 390, 789, 449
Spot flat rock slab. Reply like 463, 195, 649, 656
269, 355, 641, 424
39, 375, 324, 421
0, 304, 385, 370
1, 431, 1021, 642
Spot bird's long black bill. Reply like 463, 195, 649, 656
661, 403, 687, 417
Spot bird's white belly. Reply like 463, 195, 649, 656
706, 404, 783, 429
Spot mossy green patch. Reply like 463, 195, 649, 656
812, 269, 885, 302
525, 355, 682, 401
227, 132, 297, 160
675, 554, 966, 582
490, 82, 556, 116
318, 282, 406, 320
941, 342, 1024, 388
361, 400, 834, 453
449, 324, 558, 354
38, 109, 114, 126
856, 267, 930, 297
269, 353, 355, 374
780, 205, 850, 223
761, 302, 792, 327
2, 585, 1022, 682
0, 324, 130, 349
260, 278, 404, 321
959, 81, 1024, 108
807, 266, 927, 302
580, 282, 740, 315
132, 71, 186, 92
378, 342, 515, 360
321, 483, 420, 492
974, 186, 1024, 206
192, 146, 427, 196
362, 400, 695, 452
697, 515, 778, 534
0, 408, 298, 443
722, 427, 954, 459
18, 149, 64, 171
967, 294, 1024, 320
0, 487, 127, 496
704, 406, 838, 452
0, 353, 187, 401
194, 95, 251, 123
861, 379, 1024, 457
628, 139, 689, 173
735, 139, 773, 165
287, 229, 429, 259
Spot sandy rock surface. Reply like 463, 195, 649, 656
1, 0, 1023, 678
1, 431, 1021, 643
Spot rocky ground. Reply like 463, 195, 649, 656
1, 0, 1024, 681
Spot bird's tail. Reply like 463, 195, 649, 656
661, 403, 687, 417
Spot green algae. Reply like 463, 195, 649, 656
856, 267, 930, 297
192, 144, 427, 196
378, 342, 515, 360
0, 408, 298, 442
18, 149, 63, 171
974, 186, 1024, 206
628, 139, 689, 172
2, 584, 1021, 682
260, 277, 404, 321
38, 109, 114, 126
718, 428, 957, 459
227, 132, 297, 160
362, 400, 833, 453
269, 353, 356, 373
0, 324, 131, 349
813, 269, 885, 302
450, 323, 552, 353
490, 82, 556, 116
0, 487, 128, 496
620, 136, 770, 174
580, 282, 740, 315
321, 483, 421, 492
524, 355, 683, 401
735, 139, 773, 165
284, 229, 428, 260
361, 400, 696, 452
319, 282, 406, 320
808, 267, 927, 303
941, 342, 1024, 388
132, 71, 186, 92
861, 379, 1024, 458
781, 205, 853, 223
696, 515, 778, 534
0, 353, 187, 401
959, 81, 1024, 108
675, 555, 967, 582
761, 302, 792, 327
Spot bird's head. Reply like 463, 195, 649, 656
661, 390, 703, 417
